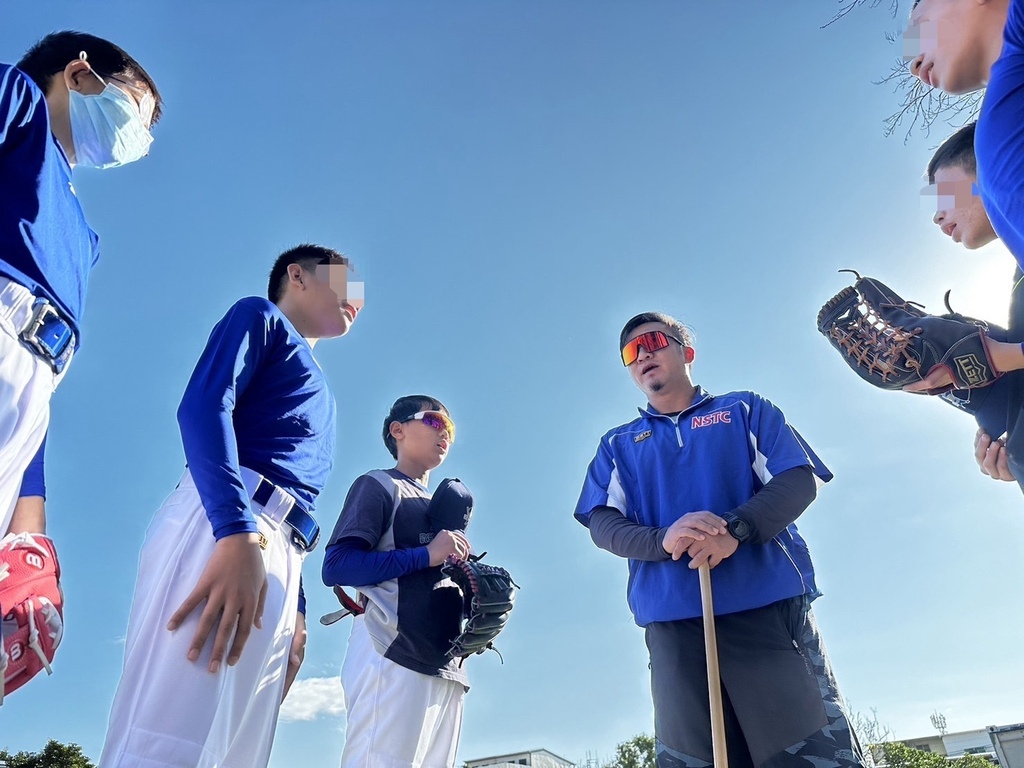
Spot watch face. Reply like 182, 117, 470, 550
730, 518, 751, 541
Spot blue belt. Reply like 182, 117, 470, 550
250, 477, 320, 553
19, 298, 74, 374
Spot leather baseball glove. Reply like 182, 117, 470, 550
0, 532, 64, 703
817, 270, 1005, 395
442, 554, 517, 662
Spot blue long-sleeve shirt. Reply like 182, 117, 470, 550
19, 436, 46, 498
0, 63, 100, 343
323, 536, 430, 587
177, 297, 336, 540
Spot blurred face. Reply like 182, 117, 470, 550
301, 263, 360, 338
925, 165, 998, 249
299, 264, 358, 337
316, 263, 363, 318
904, 0, 1002, 94
622, 322, 691, 397
394, 409, 454, 469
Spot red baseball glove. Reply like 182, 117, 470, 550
0, 532, 64, 703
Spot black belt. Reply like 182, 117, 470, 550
19, 298, 74, 374
250, 477, 320, 553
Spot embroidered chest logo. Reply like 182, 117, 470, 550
634, 429, 652, 443
691, 410, 732, 429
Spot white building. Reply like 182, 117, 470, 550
464, 748, 575, 768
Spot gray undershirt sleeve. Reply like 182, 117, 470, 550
587, 465, 816, 557
588, 506, 672, 561
735, 465, 816, 545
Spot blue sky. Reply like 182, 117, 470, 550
3, 2, 1022, 766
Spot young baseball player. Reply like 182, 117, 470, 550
322, 395, 470, 768
0, 31, 161, 538
922, 121, 1024, 485
99, 244, 362, 768
902, 2, 1024, 480
902, 0, 1024, 391
575, 312, 863, 768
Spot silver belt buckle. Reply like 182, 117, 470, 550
20, 299, 73, 374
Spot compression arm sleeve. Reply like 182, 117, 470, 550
322, 536, 431, 587
588, 506, 671, 561
732, 465, 816, 545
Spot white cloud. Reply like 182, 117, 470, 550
279, 676, 347, 722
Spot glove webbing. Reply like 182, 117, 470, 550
824, 287, 923, 383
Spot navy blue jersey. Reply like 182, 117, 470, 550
326, 469, 468, 686
0, 64, 99, 341
177, 297, 336, 539
977, 0, 1024, 265
575, 388, 832, 626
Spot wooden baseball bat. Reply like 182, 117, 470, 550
699, 561, 728, 768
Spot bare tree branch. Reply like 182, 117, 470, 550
822, 0, 901, 29
824, 0, 984, 139
876, 58, 983, 141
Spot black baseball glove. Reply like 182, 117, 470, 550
441, 554, 518, 662
817, 270, 1005, 395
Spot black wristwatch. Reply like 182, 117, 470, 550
722, 513, 752, 544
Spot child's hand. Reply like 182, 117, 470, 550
167, 531, 267, 673
427, 529, 471, 566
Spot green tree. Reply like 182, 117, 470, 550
0, 739, 95, 768
881, 742, 995, 768
603, 734, 656, 768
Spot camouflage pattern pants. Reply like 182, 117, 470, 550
646, 596, 863, 768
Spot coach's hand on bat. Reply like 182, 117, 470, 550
686, 528, 738, 570
662, 511, 726, 561
167, 531, 268, 673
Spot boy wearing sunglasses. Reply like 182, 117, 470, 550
323, 395, 469, 768
574, 312, 862, 768
100, 245, 361, 768
0, 31, 161, 539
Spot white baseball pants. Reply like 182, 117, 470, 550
0, 278, 64, 535
340, 615, 465, 768
99, 471, 303, 768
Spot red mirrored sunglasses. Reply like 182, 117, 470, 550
620, 331, 683, 366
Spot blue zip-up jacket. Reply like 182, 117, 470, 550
574, 387, 832, 626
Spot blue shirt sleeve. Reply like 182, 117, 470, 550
297, 576, 305, 616
177, 302, 271, 539
324, 474, 394, 548
0, 66, 39, 155
322, 536, 430, 587
746, 394, 833, 485
322, 473, 431, 587
18, 433, 46, 498
574, 433, 628, 527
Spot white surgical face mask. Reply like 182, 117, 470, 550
67, 71, 153, 170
